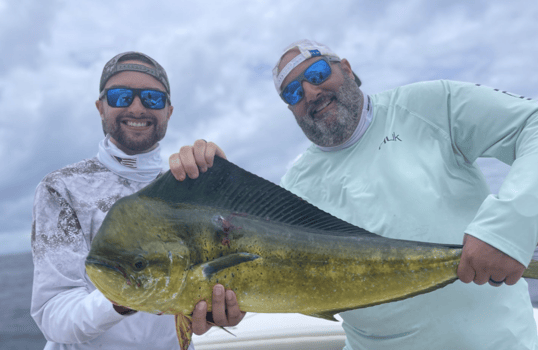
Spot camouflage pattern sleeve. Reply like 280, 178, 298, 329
30, 178, 125, 343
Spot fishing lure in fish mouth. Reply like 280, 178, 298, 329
85, 157, 538, 350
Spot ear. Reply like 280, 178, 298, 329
339, 59, 354, 80
95, 99, 105, 119
167, 105, 174, 121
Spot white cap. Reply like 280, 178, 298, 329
272, 39, 341, 93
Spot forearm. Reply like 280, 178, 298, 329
32, 287, 126, 343
465, 112, 538, 265
440, 82, 538, 264
31, 180, 127, 343
465, 158, 538, 265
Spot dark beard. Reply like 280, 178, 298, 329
296, 73, 363, 147
102, 113, 168, 153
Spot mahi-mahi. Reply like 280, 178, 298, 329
85, 157, 538, 350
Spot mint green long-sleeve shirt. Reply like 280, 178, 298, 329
280, 80, 538, 350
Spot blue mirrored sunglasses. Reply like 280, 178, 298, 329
280, 57, 335, 106
99, 87, 169, 110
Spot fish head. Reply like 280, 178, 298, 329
85, 195, 191, 314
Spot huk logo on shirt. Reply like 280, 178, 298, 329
112, 156, 137, 169
379, 132, 402, 150
475, 84, 534, 101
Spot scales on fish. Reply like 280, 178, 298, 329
85, 157, 538, 350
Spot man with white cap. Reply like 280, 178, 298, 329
272, 39, 538, 349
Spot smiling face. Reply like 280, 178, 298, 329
279, 50, 363, 147
95, 60, 174, 155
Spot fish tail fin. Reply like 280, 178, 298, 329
523, 260, 538, 280
175, 314, 193, 350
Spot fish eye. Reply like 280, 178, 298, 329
132, 257, 147, 271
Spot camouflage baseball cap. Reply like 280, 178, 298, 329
99, 51, 170, 94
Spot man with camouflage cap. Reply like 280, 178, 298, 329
31, 51, 243, 350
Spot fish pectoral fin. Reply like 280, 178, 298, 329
303, 311, 339, 322
175, 314, 193, 350
196, 253, 260, 280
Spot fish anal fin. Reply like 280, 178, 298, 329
304, 311, 339, 322
200, 253, 260, 280
303, 306, 361, 322
175, 314, 193, 350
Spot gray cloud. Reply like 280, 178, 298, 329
1, 0, 535, 253
0, 0, 61, 75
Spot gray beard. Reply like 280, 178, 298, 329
295, 74, 363, 147
102, 114, 168, 153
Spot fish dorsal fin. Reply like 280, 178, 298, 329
139, 157, 376, 237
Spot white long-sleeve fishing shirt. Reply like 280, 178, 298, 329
31, 157, 189, 350
281, 80, 538, 350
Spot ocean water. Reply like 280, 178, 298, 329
0, 252, 46, 350
0, 232, 32, 257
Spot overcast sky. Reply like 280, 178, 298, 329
1, 0, 536, 255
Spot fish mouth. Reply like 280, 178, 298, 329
86, 256, 120, 272
85, 256, 137, 286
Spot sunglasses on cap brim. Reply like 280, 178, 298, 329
280, 56, 339, 106
99, 87, 170, 110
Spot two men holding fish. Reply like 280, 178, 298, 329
32, 38, 538, 350
31, 52, 243, 350
171, 40, 538, 349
